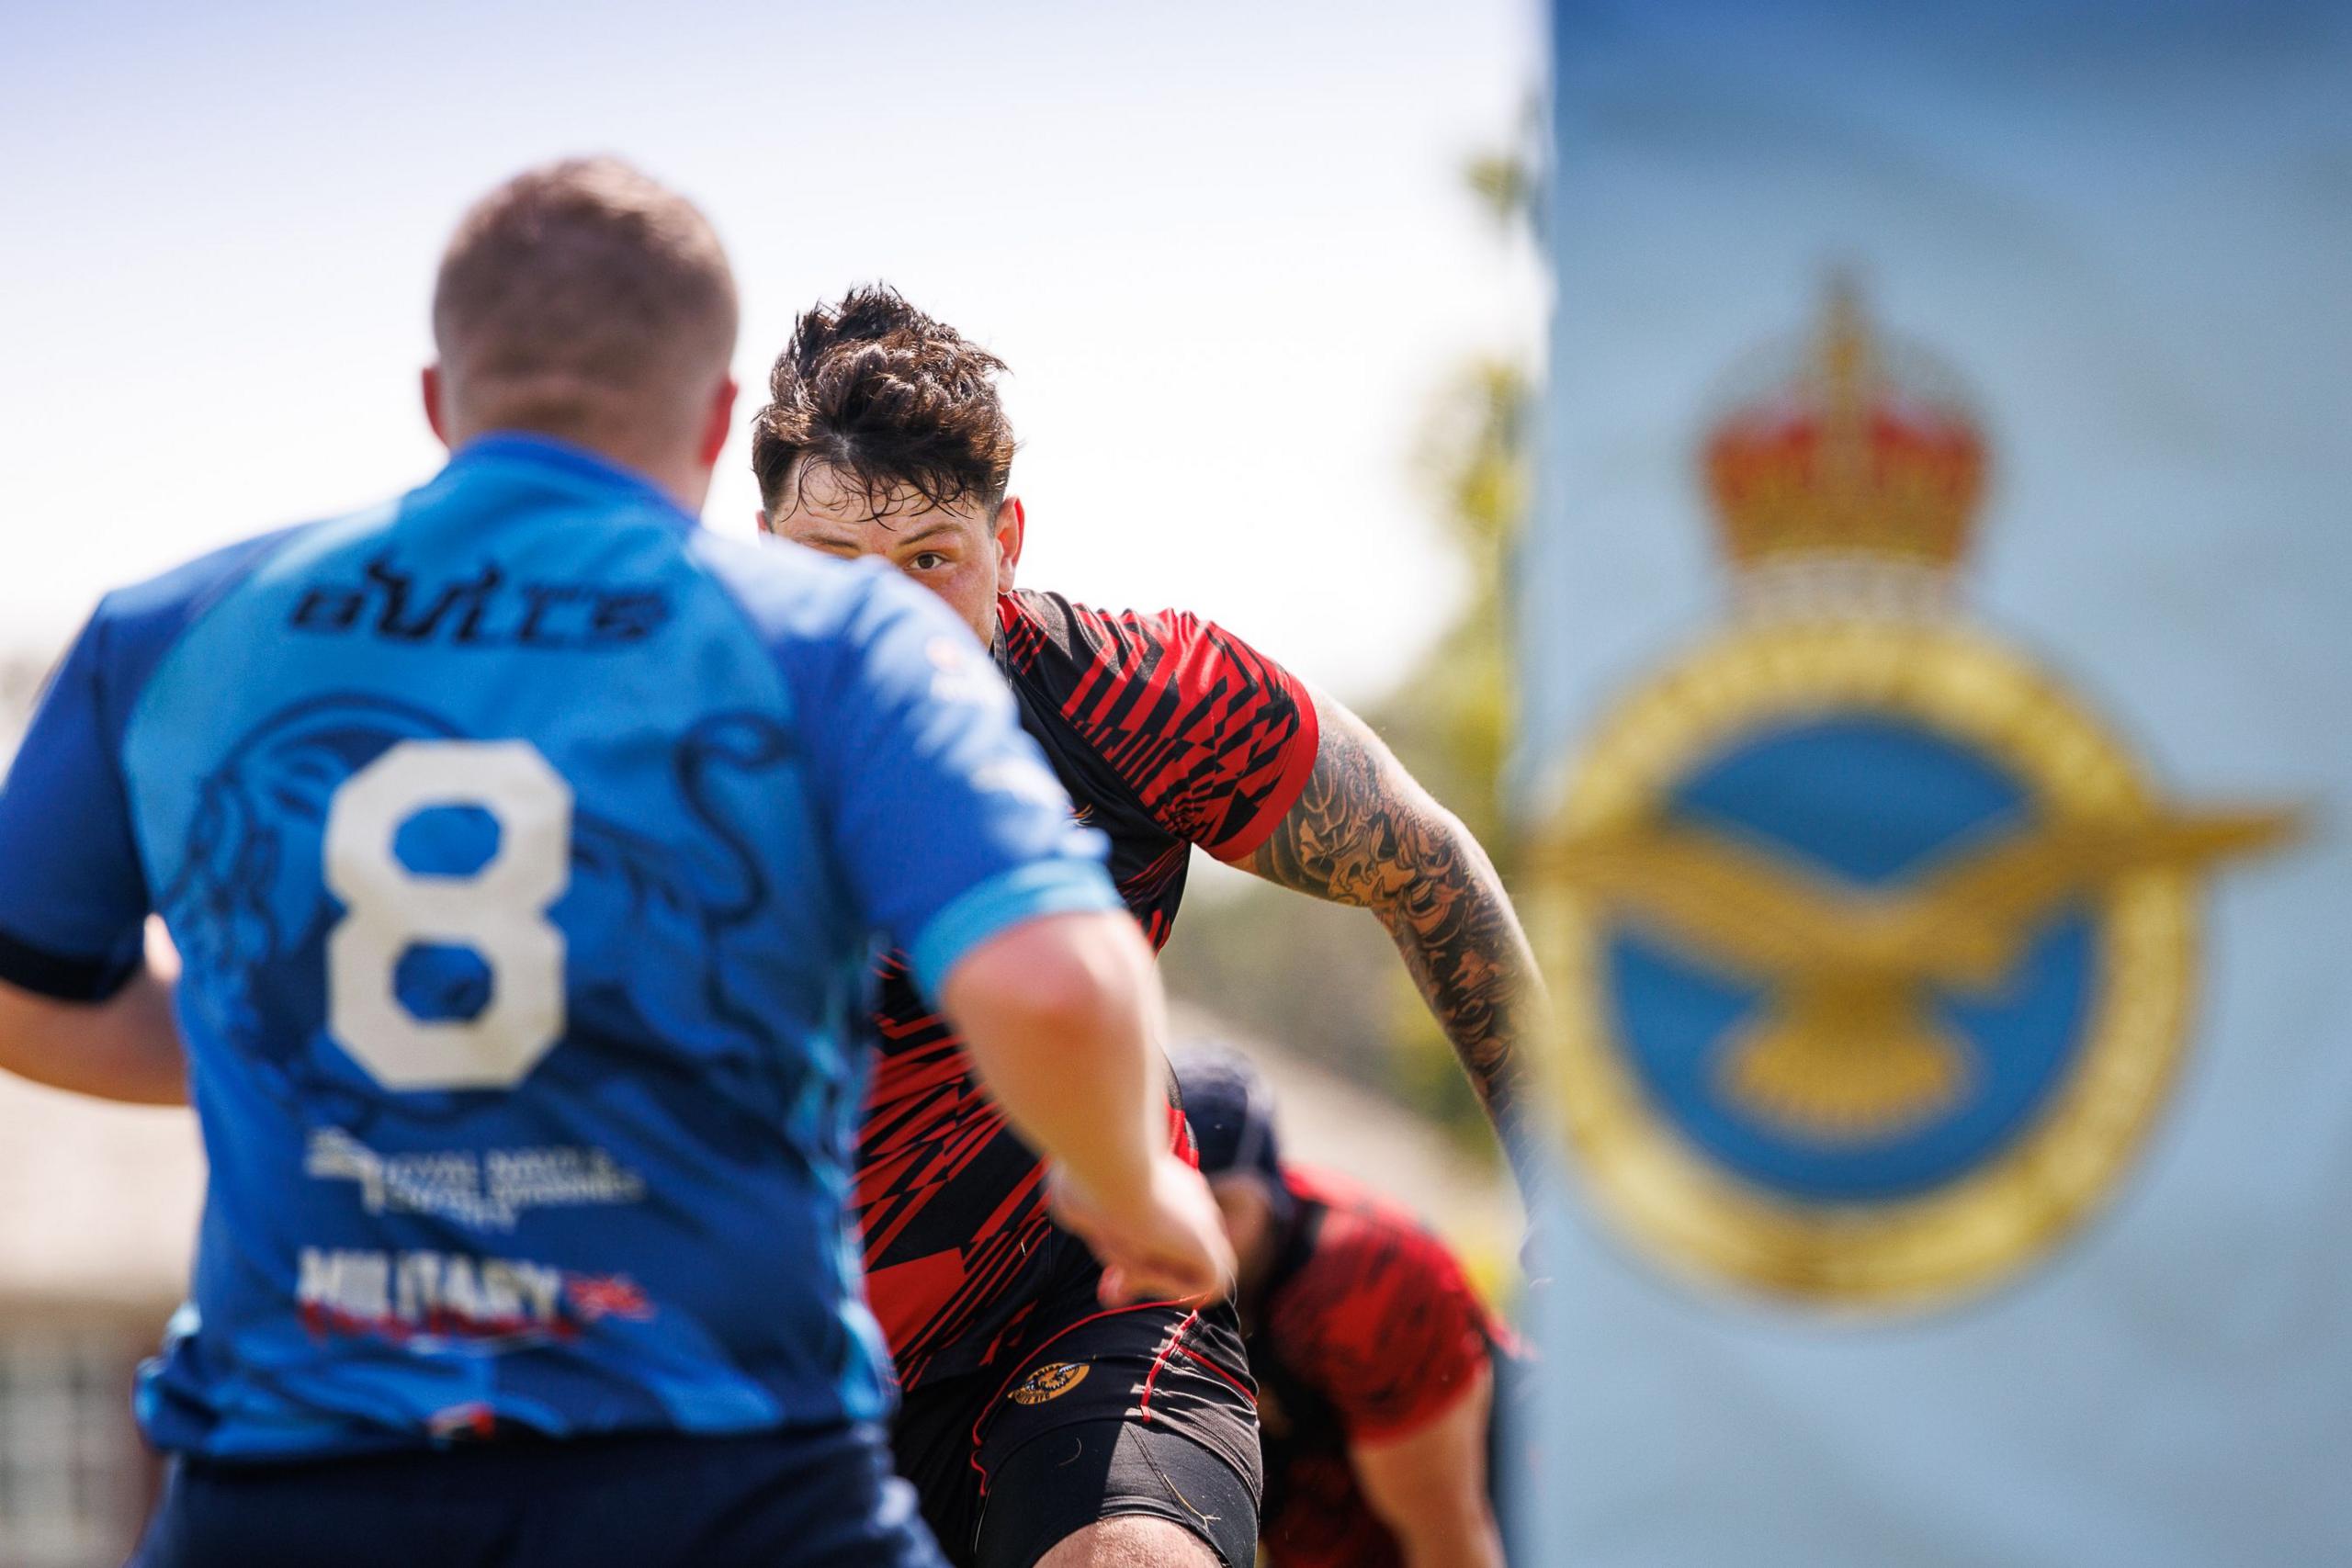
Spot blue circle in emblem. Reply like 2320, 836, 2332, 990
1605, 716, 2096, 1202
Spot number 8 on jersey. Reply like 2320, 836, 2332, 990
323, 739, 572, 1090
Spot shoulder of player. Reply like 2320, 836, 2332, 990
1265, 1168, 1500, 1432
684, 527, 862, 619
999, 587, 1198, 660
1273, 1168, 1474, 1319
96, 521, 315, 631
83, 521, 322, 713
688, 533, 951, 660
998, 588, 1302, 694
1284, 1164, 1435, 1239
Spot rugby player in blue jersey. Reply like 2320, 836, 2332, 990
0, 158, 1230, 1568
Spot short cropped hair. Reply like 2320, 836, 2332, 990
432, 156, 738, 447
750, 286, 1016, 519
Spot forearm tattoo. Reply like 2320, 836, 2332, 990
1248, 704, 1543, 1143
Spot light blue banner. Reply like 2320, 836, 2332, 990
1513, 3, 2352, 1562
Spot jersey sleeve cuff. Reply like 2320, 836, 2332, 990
1207, 686, 1322, 863
908, 859, 1126, 999
0, 922, 141, 1003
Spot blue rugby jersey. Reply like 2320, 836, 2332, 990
0, 434, 1121, 1461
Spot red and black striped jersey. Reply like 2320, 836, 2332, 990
1253, 1167, 1518, 1568
855, 588, 1320, 1389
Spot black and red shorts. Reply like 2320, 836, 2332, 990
890, 1236, 1261, 1568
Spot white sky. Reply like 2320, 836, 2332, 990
0, 0, 1544, 700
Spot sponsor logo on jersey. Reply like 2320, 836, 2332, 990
295, 1246, 659, 1348
1007, 1361, 1091, 1405
1529, 282, 2299, 1309
424, 1402, 500, 1440
305, 1127, 647, 1232
288, 553, 672, 649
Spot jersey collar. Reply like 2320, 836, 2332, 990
446, 432, 700, 531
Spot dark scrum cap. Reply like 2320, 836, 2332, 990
1174, 1044, 1285, 1187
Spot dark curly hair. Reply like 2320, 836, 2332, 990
750, 285, 1015, 520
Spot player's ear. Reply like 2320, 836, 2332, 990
754, 509, 774, 537
995, 495, 1027, 585
421, 365, 451, 448
697, 378, 739, 468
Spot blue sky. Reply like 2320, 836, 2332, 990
0, 0, 1543, 695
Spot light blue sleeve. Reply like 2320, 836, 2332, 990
788, 569, 1124, 999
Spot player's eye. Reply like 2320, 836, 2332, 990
910, 552, 950, 571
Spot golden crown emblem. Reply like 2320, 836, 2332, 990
1702, 279, 1986, 576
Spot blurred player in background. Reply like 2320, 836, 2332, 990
0, 160, 1229, 1568
752, 287, 1546, 1568
1179, 1048, 1520, 1568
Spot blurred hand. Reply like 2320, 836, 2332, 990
1050, 1153, 1237, 1308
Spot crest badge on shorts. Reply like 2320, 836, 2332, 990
1007, 1361, 1091, 1405
1528, 281, 2298, 1309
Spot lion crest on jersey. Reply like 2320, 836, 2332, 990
155, 694, 802, 1126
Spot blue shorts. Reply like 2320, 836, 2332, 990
131, 1422, 945, 1568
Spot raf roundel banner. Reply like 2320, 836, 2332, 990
1510, 4, 2352, 1564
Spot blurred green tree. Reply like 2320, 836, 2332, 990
1161, 133, 1536, 1151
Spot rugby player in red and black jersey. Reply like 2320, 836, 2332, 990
1178, 1049, 1521, 1568
750, 288, 1544, 1568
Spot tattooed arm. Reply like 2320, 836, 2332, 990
1232, 691, 1545, 1155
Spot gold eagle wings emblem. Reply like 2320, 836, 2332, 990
1540, 809, 2298, 1141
